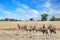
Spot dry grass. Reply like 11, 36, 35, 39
0, 21, 60, 30
0, 21, 60, 40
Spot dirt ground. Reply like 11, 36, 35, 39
0, 21, 60, 40
0, 30, 60, 40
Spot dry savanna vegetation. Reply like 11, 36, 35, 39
0, 21, 60, 30
0, 21, 60, 40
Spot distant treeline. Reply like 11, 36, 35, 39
0, 17, 60, 21
0, 14, 60, 21
0, 18, 22, 21
49, 16, 60, 21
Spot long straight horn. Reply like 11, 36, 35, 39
17, 24, 20, 30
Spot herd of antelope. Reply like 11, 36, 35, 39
17, 24, 56, 34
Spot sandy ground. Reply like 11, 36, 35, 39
0, 30, 60, 40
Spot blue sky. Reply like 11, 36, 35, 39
0, 0, 60, 20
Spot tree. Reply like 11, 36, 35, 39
29, 18, 34, 21
0, 18, 22, 21
9, 19, 15, 21
55, 18, 60, 21
0, 19, 4, 21
4, 18, 9, 21
41, 14, 48, 21
49, 16, 56, 21
37, 20, 40, 21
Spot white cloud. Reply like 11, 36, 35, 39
16, 8, 27, 13
0, 2, 40, 20
0, 8, 19, 19
43, 1, 51, 8
15, 6, 40, 19
2, 11, 12, 14
13, 0, 40, 20
29, 9, 40, 18
0, 0, 59, 20
49, 8, 60, 14
32, 0, 46, 4
0, 8, 12, 14
14, 0, 60, 20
